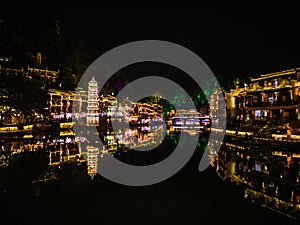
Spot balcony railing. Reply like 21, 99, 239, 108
246, 100, 298, 107
262, 84, 293, 90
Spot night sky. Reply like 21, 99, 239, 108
1, 4, 300, 88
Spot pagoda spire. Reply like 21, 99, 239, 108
87, 77, 99, 126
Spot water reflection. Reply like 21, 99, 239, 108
80, 120, 211, 178
86, 145, 99, 179
81, 123, 167, 178
0, 115, 211, 182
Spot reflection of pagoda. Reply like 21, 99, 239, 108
87, 77, 99, 126
86, 145, 99, 179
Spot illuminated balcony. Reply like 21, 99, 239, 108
246, 100, 298, 108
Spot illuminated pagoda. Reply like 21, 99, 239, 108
87, 77, 99, 126
86, 145, 99, 179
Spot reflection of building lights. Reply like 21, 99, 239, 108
53, 114, 63, 119
23, 134, 33, 139
59, 122, 74, 129
23, 125, 34, 130
65, 137, 72, 143
59, 130, 74, 136
66, 113, 72, 119
87, 146, 99, 179
106, 135, 114, 141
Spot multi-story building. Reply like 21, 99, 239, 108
214, 68, 300, 219
48, 89, 74, 122
223, 86, 246, 128
1, 53, 60, 89
72, 87, 87, 115
0, 64, 24, 76
209, 90, 227, 129
99, 94, 117, 116
27, 66, 59, 86
236, 68, 300, 127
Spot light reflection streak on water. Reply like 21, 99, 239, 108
0, 123, 211, 180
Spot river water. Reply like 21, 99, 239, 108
0, 124, 297, 225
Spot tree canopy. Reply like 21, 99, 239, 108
0, 73, 48, 120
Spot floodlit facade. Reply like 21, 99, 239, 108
86, 77, 99, 126
27, 66, 59, 84
236, 68, 300, 127
48, 89, 74, 122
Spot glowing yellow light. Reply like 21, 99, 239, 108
23, 125, 34, 130
23, 134, 33, 138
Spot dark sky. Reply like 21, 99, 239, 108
1, 4, 300, 88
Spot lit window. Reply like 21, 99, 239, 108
255, 110, 261, 119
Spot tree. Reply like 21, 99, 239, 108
0, 73, 48, 123
58, 66, 76, 90
100, 82, 115, 96
191, 77, 222, 109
